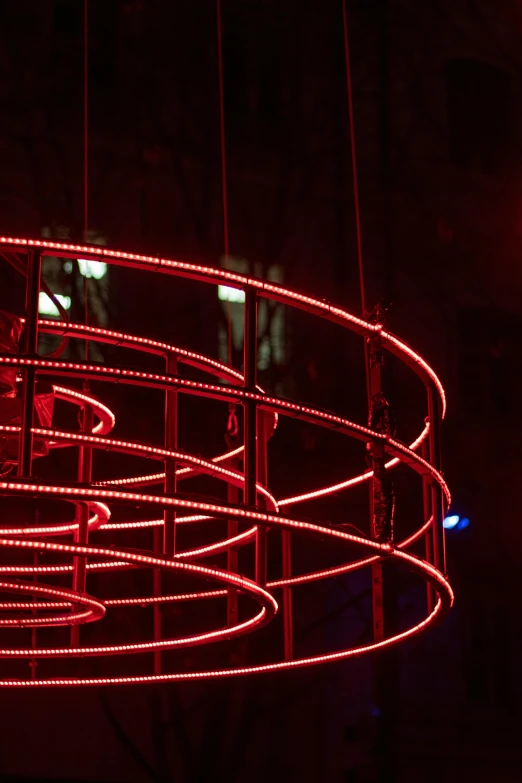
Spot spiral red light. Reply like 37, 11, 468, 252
0, 238, 452, 687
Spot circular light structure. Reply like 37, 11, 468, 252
0, 237, 453, 687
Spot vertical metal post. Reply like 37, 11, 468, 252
371, 561, 384, 642
71, 401, 94, 647
163, 354, 178, 558
243, 290, 264, 585
30, 548, 38, 680
154, 354, 178, 673
18, 249, 41, 477
226, 455, 239, 627
421, 433, 435, 613
368, 333, 385, 643
153, 525, 162, 674
256, 409, 268, 587
282, 530, 293, 660
19, 249, 41, 677
427, 386, 446, 574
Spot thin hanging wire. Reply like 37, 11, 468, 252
83, 0, 89, 361
342, 0, 372, 410
216, 0, 234, 369
342, 0, 366, 319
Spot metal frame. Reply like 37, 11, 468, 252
0, 237, 451, 687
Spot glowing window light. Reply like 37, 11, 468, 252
443, 514, 460, 529
38, 292, 71, 316
78, 259, 108, 279
218, 285, 245, 304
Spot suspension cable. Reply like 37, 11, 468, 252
216, 0, 234, 369
83, 0, 89, 361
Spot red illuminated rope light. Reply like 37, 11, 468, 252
2, 489, 425, 584
104, 590, 225, 606
0, 424, 277, 511
0, 488, 452, 666
0, 579, 105, 627
38, 320, 244, 383
109, 511, 428, 582
97, 423, 429, 518
98, 423, 427, 501
1, 495, 256, 568
269, 517, 434, 589
95, 445, 245, 487
381, 330, 446, 416
26, 316, 435, 508
0, 536, 277, 658
0, 501, 110, 538
39, 324, 245, 480
92, 416, 428, 514
0, 481, 453, 599
0, 357, 450, 501
53, 385, 115, 435
0, 561, 132, 575
39, 319, 431, 512
99, 514, 431, 588
0, 607, 269, 658
0, 591, 226, 609
398, 516, 433, 549
278, 423, 430, 507
0, 521, 256, 570
0, 425, 440, 590
87, 424, 433, 583
0, 237, 452, 686
95, 519, 256, 561
0, 481, 448, 595
0, 419, 449, 667
20, 360, 362, 444
0, 238, 445, 413
96, 526, 256, 562
173, 527, 257, 560
0, 601, 69, 609
38, 319, 274, 491
100, 515, 212, 529
111, 513, 434, 592
0, 508, 432, 596
0, 609, 93, 627
0, 598, 448, 687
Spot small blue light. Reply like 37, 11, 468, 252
456, 517, 470, 530
443, 514, 460, 530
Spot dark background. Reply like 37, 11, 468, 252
0, 1, 521, 781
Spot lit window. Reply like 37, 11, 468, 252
38, 292, 71, 316
218, 285, 245, 304
78, 259, 108, 279
217, 256, 285, 371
